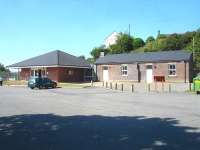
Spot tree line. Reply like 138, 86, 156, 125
0, 63, 10, 78
89, 28, 200, 70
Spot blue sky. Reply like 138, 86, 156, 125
0, 0, 200, 66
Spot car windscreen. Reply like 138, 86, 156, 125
29, 78, 36, 83
43, 78, 51, 82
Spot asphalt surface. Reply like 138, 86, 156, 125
0, 86, 200, 150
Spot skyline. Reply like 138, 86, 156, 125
0, 0, 200, 66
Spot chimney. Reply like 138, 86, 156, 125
157, 30, 160, 37
100, 52, 105, 57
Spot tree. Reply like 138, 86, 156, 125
0, 63, 6, 72
109, 44, 123, 54
146, 36, 155, 43
86, 58, 95, 64
90, 46, 109, 60
110, 33, 133, 53
186, 31, 200, 70
133, 38, 145, 50
78, 55, 85, 60
0, 63, 10, 78
90, 28, 200, 70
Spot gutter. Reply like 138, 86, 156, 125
7, 65, 91, 69
95, 59, 190, 65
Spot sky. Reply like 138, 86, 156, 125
0, 0, 200, 66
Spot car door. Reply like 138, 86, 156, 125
46, 78, 52, 87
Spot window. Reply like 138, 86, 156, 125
168, 64, 176, 76
121, 64, 128, 76
103, 66, 108, 70
146, 65, 152, 69
68, 70, 74, 76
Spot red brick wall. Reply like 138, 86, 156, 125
20, 68, 31, 80
47, 67, 59, 81
47, 67, 84, 82
20, 67, 85, 82
57, 67, 84, 82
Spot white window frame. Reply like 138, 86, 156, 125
168, 63, 176, 76
121, 64, 128, 76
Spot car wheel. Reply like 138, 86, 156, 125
38, 85, 42, 89
30, 87, 34, 90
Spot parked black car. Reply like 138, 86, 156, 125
0, 77, 3, 86
28, 77, 57, 89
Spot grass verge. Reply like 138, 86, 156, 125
3, 80, 27, 86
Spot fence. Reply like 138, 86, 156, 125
99, 81, 193, 93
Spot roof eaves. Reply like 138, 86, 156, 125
95, 58, 190, 65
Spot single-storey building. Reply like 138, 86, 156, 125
95, 50, 193, 83
8, 50, 91, 82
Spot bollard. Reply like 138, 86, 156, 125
110, 82, 112, 89
102, 81, 104, 87
131, 84, 134, 93
189, 83, 192, 91
115, 83, 118, 90
162, 82, 164, 92
91, 80, 93, 87
121, 84, 123, 92
148, 84, 150, 92
106, 82, 108, 88
154, 82, 157, 92
169, 84, 171, 93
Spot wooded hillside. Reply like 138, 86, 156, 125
90, 28, 200, 70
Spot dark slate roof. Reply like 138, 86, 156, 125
8, 50, 90, 68
95, 50, 192, 65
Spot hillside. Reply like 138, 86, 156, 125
90, 28, 200, 70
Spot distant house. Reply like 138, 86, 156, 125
104, 32, 120, 48
95, 50, 193, 83
8, 50, 91, 82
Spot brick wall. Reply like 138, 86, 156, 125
57, 67, 84, 82
20, 68, 31, 80
151, 62, 190, 82
20, 67, 85, 82
97, 64, 138, 81
47, 67, 59, 81
97, 65, 103, 81
47, 67, 84, 82
96, 61, 192, 83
